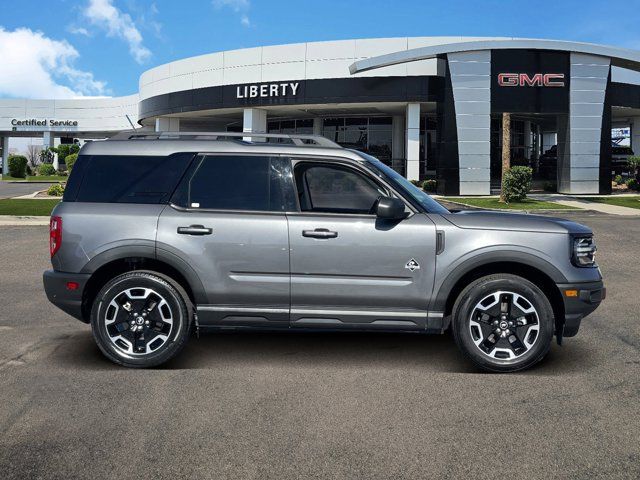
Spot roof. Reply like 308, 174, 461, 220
79, 131, 364, 160
350, 38, 640, 75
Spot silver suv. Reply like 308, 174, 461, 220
43, 132, 604, 372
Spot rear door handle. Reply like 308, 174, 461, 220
302, 228, 338, 239
177, 225, 212, 236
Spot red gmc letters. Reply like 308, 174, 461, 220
498, 73, 565, 87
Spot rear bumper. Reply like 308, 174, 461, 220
43, 270, 91, 323
556, 280, 605, 337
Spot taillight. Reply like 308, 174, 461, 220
50, 216, 62, 257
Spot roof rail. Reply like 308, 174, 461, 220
108, 131, 341, 148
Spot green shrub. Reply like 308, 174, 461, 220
626, 178, 639, 191
56, 143, 80, 166
65, 153, 78, 172
409, 179, 421, 187
502, 166, 533, 203
26, 165, 33, 176
613, 175, 623, 185
7, 155, 28, 178
47, 184, 65, 196
422, 179, 437, 192
543, 181, 557, 192
38, 163, 56, 176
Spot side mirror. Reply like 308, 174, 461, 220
375, 196, 407, 220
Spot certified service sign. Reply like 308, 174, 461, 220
11, 119, 79, 127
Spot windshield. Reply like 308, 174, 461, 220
356, 153, 449, 214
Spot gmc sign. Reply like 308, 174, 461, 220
498, 73, 565, 87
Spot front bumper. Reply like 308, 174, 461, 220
556, 280, 605, 337
43, 270, 91, 323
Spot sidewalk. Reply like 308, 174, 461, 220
0, 216, 49, 226
530, 194, 640, 216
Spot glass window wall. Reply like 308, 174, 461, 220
322, 117, 393, 164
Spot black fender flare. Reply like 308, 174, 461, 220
429, 250, 568, 314
80, 244, 208, 304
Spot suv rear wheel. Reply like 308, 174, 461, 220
90, 271, 192, 368
452, 274, 554, 372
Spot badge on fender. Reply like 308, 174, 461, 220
405, 258, 420, 272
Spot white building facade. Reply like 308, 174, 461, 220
3, 36, 640, 195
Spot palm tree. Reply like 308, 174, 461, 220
500, 112, 511, 202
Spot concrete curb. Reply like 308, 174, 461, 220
0, 216, 50, 226
11, 192, 61, 200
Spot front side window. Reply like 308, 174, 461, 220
173, 155, 294, 212
360, 153, 449, 214
294, 163, 387, 214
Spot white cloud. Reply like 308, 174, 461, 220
67, 25, 90, 36
213, 0, 250, 11
213, 0, 251, 27
83, 0, 151, 63
0, 27, 108, 99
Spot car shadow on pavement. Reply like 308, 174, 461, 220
51, 329, 597, 375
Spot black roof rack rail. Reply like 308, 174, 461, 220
108, 131, 341, 148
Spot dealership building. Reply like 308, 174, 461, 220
2, 36, 640, 195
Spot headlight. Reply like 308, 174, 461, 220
572, 236, 597, 267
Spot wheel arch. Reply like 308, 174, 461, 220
80, 248, 207, 322
433, 253, 566, 334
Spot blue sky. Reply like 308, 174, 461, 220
1, 0, 639, 98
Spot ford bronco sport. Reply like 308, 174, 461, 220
43, 132, 604, 372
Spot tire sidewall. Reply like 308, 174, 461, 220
452, 275, 554, 372
91, 272, 190, 367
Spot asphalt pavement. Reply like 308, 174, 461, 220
0, 181, 54, 199
0, 212, 638, 479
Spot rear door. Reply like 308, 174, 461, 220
287, 159, 437, 330
156, 154, 296, 327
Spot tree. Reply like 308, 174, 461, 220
628, 156, 640, 181
499, 112, 511, 203
26, 145, 42, 167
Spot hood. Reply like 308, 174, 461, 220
443, 210, 592, 235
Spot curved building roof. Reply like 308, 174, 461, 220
349, 38, 640, 74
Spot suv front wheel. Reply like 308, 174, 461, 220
452, 274, 555, 372
90, 271, 192, 368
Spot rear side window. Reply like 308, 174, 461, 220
67, 153, 194, 204
172, 155, 295, 212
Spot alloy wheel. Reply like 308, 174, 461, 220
468, 290, 540, 361
103, 287, 174, 356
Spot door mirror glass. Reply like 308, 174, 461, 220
375, 196, 406, 220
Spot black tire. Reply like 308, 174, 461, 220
90, 270, 192, 368
451, 274, 554, 373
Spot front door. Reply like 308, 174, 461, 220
287, 160, 437, 330
156, 154, 296, 327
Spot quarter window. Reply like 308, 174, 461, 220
71, 153, 193, 204
294, 163, 386, 214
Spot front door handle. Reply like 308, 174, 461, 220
177, 225, 212, 236
302, 228, 338, 239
